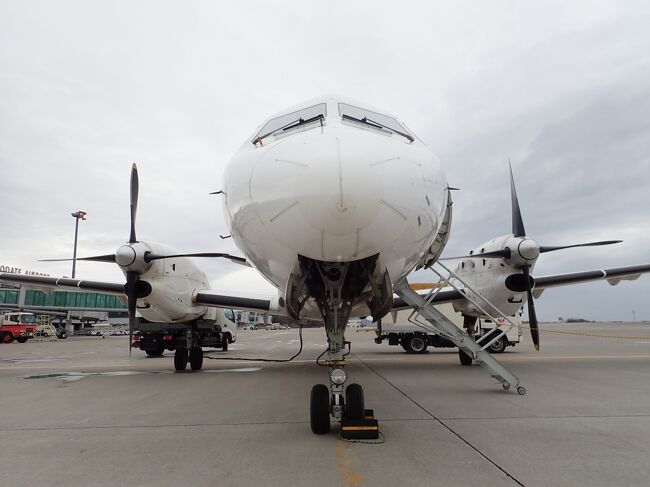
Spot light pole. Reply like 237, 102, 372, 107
67, 211, 87, 335
70, 211, 87, 278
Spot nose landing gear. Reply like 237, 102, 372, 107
297, 255, 382, 438
308, 335, 378, 439
310, 368, 376, 439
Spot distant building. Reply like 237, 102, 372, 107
0, 287, 128, 331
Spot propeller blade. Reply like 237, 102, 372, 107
129, 163, 139, 244
509, 162, 526, 238
125, 271, 139, 357
522, 265, 539, 351
144, 252, 250, 266
539, 240, 622, 253
39, 254, 116, 263
440, 249, 511, 260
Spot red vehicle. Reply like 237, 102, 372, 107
1, 312, 37, 343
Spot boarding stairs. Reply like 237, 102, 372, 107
395, 261, 525, 394
34, 314, 58, 342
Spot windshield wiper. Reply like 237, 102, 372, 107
253, 114, 324, 145
341, 114, 414, 142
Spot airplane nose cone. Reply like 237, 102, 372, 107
249, 127, 433, 261
294, 136, 380, 240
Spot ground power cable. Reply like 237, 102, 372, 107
204, 324, 304, 363
354, 353, 526, 486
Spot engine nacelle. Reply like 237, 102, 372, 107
451, 234, 538, 319
120, 241, 211, 323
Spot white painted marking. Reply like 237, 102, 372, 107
204, 367, 261, 373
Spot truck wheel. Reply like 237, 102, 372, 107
16, 337, 28, 343
406, 334, 428, 354
459, 349, 473, 366
487, 335, 508, 354
189, 346, 203, 370
2, 332, 14, 344
145, 348, 164, 357
174, 347, 188, 371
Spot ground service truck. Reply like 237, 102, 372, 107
375, 303, 522, 354
1, 311, 37, 343
132, 308, 238, 356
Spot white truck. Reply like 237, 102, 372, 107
375, 303, 522, 354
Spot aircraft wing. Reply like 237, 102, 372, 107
531, 263, 650, 297
0, 273, 125, 295
0, 273, 277, 314
192, 290, 277, 313
391, 263, 650, 310
391, 289, 464, 311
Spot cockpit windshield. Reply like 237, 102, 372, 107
338, 102, 413, 142
252, 103, 327, 145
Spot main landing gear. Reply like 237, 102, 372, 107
173, 328, 203, 371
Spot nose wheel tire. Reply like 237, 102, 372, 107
310, 384, 331, 434
345, 383, 365, 419
459, 349, 473, 366
189, 346, 203, 371
174, 346, 188, 371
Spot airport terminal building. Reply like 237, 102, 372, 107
0, 285, 128, 331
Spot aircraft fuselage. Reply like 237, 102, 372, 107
223, 96, 447, 319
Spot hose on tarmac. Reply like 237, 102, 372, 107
203, 324, 304, 363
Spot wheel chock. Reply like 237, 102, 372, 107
340, 409, 379, 440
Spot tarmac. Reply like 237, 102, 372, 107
1, 322, 650, 487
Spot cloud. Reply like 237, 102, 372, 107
1, 1, 649, 320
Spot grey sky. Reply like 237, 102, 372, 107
1, 1, 649, 321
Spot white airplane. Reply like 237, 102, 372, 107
3, 95, 650, 435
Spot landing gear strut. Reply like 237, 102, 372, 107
299, 257, 380, 438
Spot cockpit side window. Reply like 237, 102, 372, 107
252, 103, 327, 145
338, 102, 413, 142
